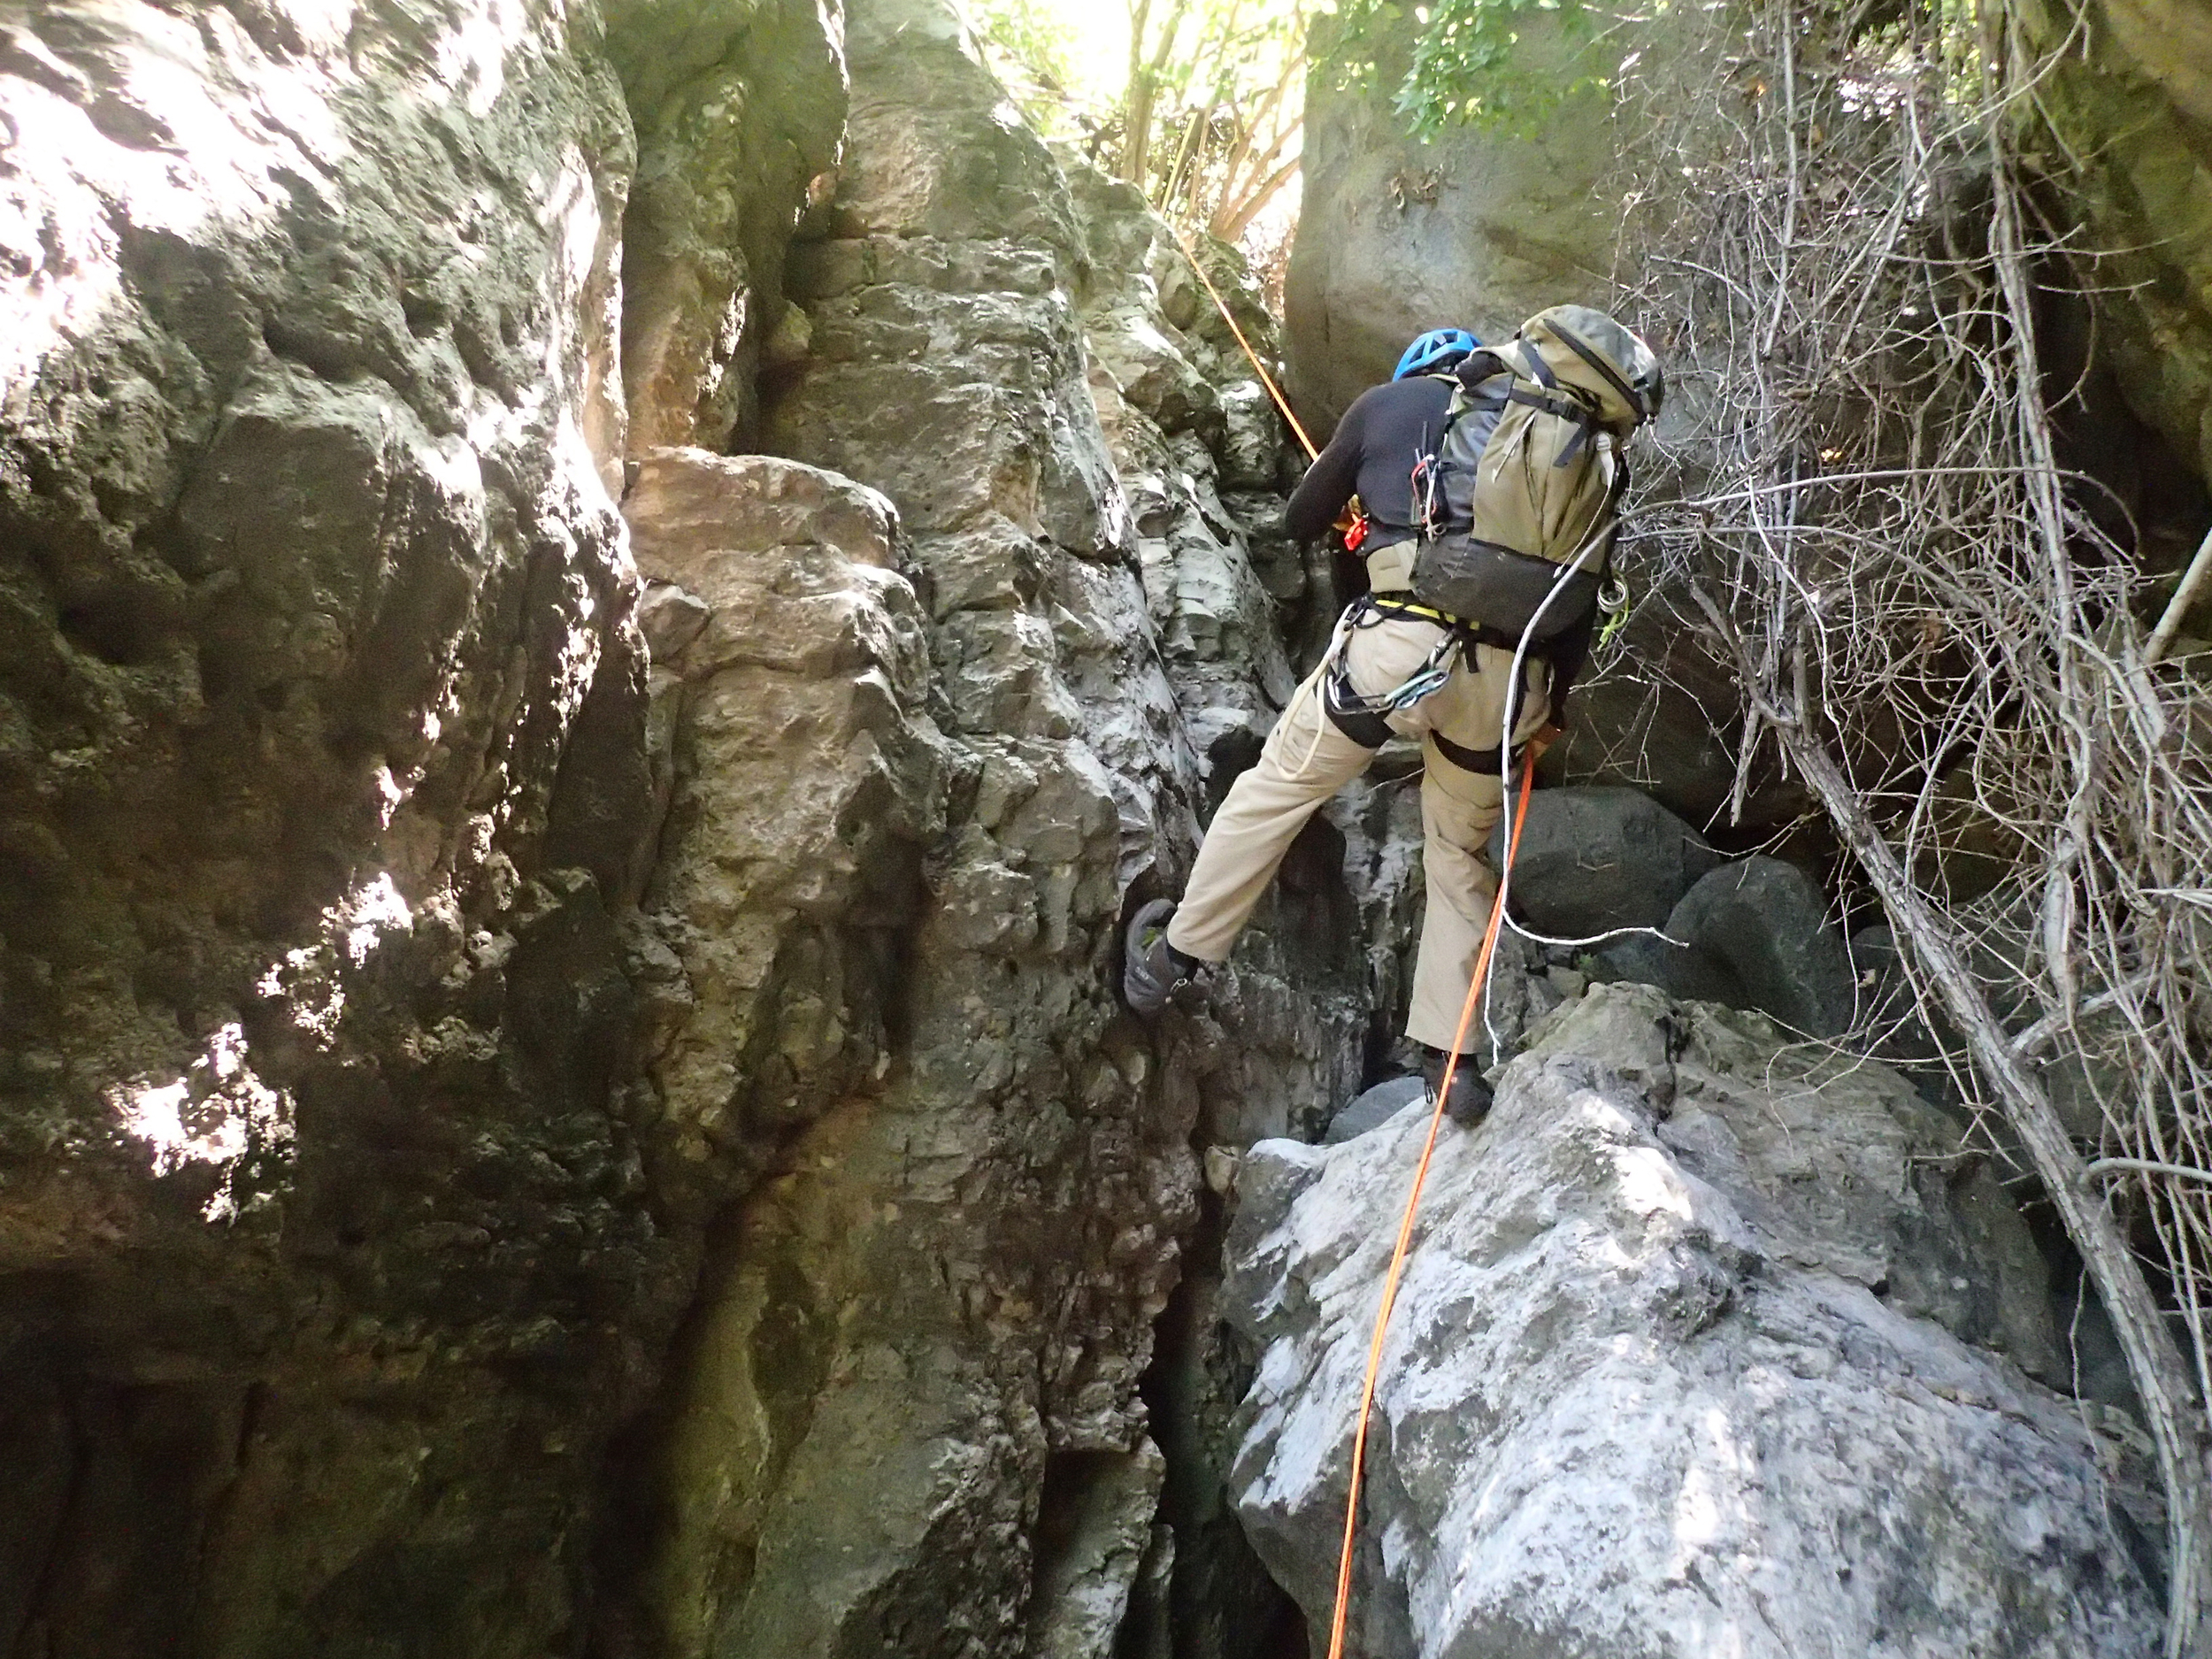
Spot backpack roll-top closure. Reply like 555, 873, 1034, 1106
1517, 304, 1663, 431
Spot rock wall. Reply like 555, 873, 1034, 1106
600, 0, 847, 452
0, 1, 1397, 1656
0, 3, 657, 1653
2024, 0, 2212, 561
587, 1, 1387, 1650
1283, 19, 1622, 434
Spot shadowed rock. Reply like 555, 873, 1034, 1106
1665, 856, 1857, 1037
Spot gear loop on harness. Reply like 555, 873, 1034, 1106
1311, 594, 1463, 753
1340, 599, 1463, 716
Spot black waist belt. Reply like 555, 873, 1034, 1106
1369, 591, 1561, 657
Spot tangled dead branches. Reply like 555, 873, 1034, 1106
1609, 0, 2212, 1647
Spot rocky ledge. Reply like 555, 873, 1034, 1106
1227, 982, 2159, 1658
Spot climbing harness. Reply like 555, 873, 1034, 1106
1308, 591, 1558, 763
1326, 599, 1462, 718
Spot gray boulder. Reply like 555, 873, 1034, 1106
1494, 785, 1722, 938
1226, 984, 2147, 1659
1324, 1075, 1428, 1144
1283, 12, 1621, 431
1589, 931, 1747, 1007
1666, 856, 1857, 1035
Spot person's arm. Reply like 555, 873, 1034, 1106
1282, 390, 1374, 541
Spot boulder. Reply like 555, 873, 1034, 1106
623, 448, 949, 1179
2027, 0, 2212, 495
1665, 856, 1857, 1036
1226, 984, 2147, 1659
1324, 1075, 1428, 1144
1283, 16, 1622, 432
1588, 931, 1747, 1008
1493, 785, 1721, 939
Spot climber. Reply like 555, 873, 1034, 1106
1125, 311, 1663, 1125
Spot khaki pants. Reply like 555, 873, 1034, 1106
1167, 611, 1550, 1053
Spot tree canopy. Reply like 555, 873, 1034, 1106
967, 0, 1310, 244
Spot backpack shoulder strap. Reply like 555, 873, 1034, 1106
1516, 338, 1560, 390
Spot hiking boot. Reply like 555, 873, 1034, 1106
1419, 1045, 1493, 1126
1124, 899, 1204, 1016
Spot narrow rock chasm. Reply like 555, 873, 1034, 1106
0, 0, 2200, 1654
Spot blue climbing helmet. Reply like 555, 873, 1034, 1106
1393, 327, 1481, 380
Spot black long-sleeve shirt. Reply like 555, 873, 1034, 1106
1283, 375, 1455, 542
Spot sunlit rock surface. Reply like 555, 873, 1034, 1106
0, 2, 657, 1652
1226, 983, 2153, 1659
601, 0, 848, 450
1282, 18, 1620, 434
584, 0, 1381, 1651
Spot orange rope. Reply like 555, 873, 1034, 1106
1171, 225, 1318, 461
1323, 755, 1540, 1659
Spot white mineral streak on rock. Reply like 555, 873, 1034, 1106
1228, 982, 2157, 1659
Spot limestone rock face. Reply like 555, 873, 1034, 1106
1226, 983, 2146, 1659
623, 448, 949, 1214
591, 0, 1377, 1654
0, 4, 665, 1654
603, 0, 849, 450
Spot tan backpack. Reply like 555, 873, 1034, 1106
1409, 305, 1663, 643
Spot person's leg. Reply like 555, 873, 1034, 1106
1404, 744, 1507, 1052
1166, 676, 1375, 962
1168, 612, 1456, 963
1400, 641, 1548, 1052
